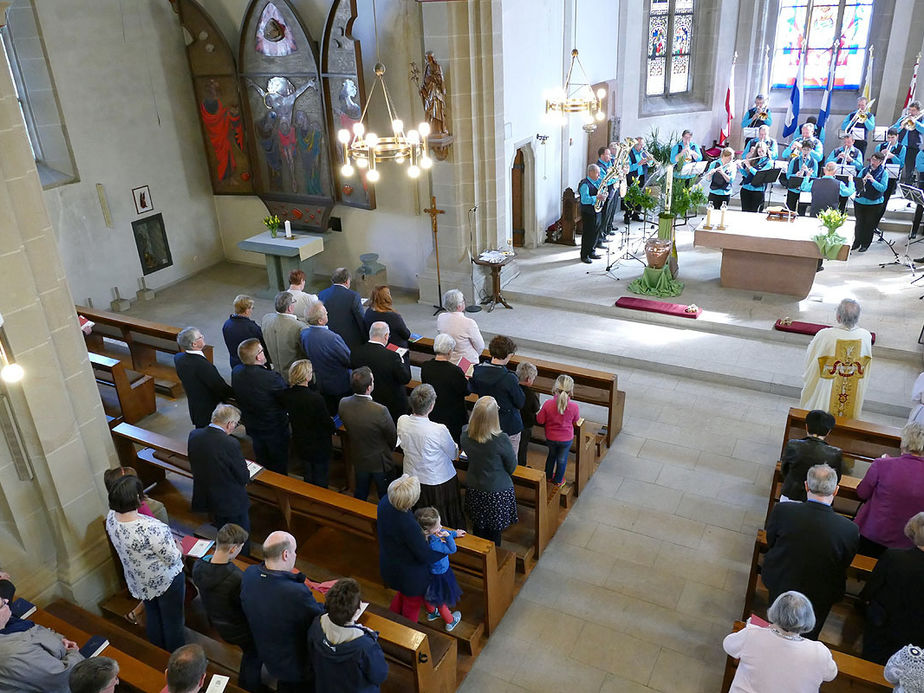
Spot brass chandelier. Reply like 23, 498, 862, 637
545, 49, 606, 129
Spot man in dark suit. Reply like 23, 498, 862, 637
780, 409, 843, 502
338, 367, 398, 501
300, 301, 351, 415
222, 294, 267, 370
175, 326, 233, 428
317, 267, 366, 349
762, 463, 860, 640
231, 338, 290, 475
349, 321, 410, 422
188, 404, 251, 554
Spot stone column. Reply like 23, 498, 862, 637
416, 0, 510, 307
0, 12, 119, 607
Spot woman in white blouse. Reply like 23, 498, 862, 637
105, 475, 186, 651
397, 384, 466, 529
436, 289, 484, 367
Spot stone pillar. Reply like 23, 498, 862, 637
416, 0, 510, 307
0, 23, 119, 607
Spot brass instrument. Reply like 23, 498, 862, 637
788, 140, 803, 159
593, 138, 633, 212
903, 112, 924, 130
844, 98, 875, 132
756, 109, 769, 121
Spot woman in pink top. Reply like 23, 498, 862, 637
435, 289, 484, 366
536, 375, 580, 486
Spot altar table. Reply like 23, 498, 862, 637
237, 231, 325, 298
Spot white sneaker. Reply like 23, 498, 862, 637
446, 611, 462, 632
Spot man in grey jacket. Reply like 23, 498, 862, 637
261, 291, 305, 376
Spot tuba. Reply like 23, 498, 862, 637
594, 138, 634, 211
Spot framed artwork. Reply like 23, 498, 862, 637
131, 213, 173, 275
132, 185, 154, 215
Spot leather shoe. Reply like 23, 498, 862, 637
588, 253, 601, 259
910, 232, 918, 239
914, 257, 924, 264
857, 246, 869, 252
851, 243, 860, 251
581, 257, 593, 264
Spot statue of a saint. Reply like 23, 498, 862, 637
419, 52, 449, 137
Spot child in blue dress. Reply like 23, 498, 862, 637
415, 506, 464, 632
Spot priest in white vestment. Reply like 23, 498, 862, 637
800, 299, 873, 420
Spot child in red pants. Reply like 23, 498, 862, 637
415, 507, 464, 631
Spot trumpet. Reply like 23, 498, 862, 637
788, 140, 803, 159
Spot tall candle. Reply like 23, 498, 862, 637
720, 202, 727, 228
284, 219, 292, 238
664, 164, 674, 215
705, 205, 713, 227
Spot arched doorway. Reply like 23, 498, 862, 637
511, 148, 525, 247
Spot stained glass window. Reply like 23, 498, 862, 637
646, 0, 694, 96
771, 0, 874, 90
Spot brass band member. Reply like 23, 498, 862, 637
852, 152, 888, 252
704, 148, 736, 209
739, 143, 773, 212
742, 94, 772, 129
820, 161, 857, 214
597, 146, 618, 242
825, 133, 863, 176
840, 96, 876, 155
786, 148, 818, 216
890, 100, 924, 184
624, 137, 651, 223
578, 164, 605, 264
670, 130, 702, 187
744, 124, 779, 160
782, 123, 824, 162
876, 128, 906, 222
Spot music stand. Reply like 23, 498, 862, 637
900, 183, 924, 249
751, 167, 781, 209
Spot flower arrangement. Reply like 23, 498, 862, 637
817, 207, 848, 235
263, 214, 281, 238
813, 207, 849, 259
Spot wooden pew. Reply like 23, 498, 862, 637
90, 352, 156, 424
721, 621, 889, 692
77, 305, 215, 397
110, 423, 516, 655
781, 408, 902, 469
406, 337, 625, 446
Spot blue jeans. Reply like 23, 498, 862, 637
143, 570, 185, 651
354, 470, 389, 502
544, 438, 572, 485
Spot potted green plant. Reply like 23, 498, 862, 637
814, 208, 849, 259
263, 214, 281, 238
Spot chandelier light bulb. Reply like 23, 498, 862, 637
391, 119, 403, 134
365, 133, 379, 148
366, 168, 380, 183
595, 111, 605, 121
356, 158, 369, 169
407, 164, 420, 178
407, 130, 420, 144
395, 155, 405, 164
418, 122, 431, 137
341, 163, 354, 177
337, 129, 351, 144
596, 88, 606, 99
352, 122, 365, 136
1, 362, 24, 383
420, 156, 433, 169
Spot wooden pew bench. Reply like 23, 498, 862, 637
90, 352, 156, 424
111, 423, 516, 656
406, 336, 625, 446
721, 620, 889, 692
78, 305, 215, 397
781, 408, 902, 470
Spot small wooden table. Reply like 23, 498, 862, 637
473, 255, 514, 312
237, 230, 325, 298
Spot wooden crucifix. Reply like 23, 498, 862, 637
424, 195, 446, 315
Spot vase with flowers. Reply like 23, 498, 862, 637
263, 214, 281, 238
814, 208, 848, 259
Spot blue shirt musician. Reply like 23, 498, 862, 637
744, 125, 778, 160
819, 160, 857, 214
578, 164, 605, 264
781, 123, 824, 162
739, 143, 774, 212
741, 94, 772, 128
891, 100, 924, 184
852, 152, 889, 252
909, 149, 924, 243
786, 151, 818, 216
596, 146, 620, 239
825, 134, 864, 176
624, 137, 651, 223
876, 128, 906, 209
840, 96, 876, 155
705, 148, 736, 209
670, 130, 702, 184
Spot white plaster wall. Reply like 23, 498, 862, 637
34, 0, 224, 307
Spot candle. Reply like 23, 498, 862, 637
284, 220, 292, 238
705, 205, 713, 228
664, 164, 674, 215
720, 202, 727, 228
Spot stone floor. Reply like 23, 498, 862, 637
120, 260, 910, 693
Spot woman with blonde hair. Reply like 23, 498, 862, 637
536, 375, 581, 486
460, 396, 518, 546
362, 285, 412, 356
280, 359, 335, 487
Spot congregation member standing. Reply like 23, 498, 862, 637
363, 285, 412, 355
339, 367, 398, 502
350, 322, 411, 422
174, 326, 232, 429
187, 404, 251, 552
536, 375, 580, 486
318, 268, 366, 349
436, 289, 485, 365
421, 334, 469, 443
281, 359, 336, 488
286, 269, 317, 323
762, 464, 859, 640
577, 163, 604, 264
469, 336, 525, 452
300, 301, 352, 415
232, 338, 290, 474
780, 409, 842, 502
222, 294, 266, 370
516, 362, 540, 465
241, 531, 324, 693
261, 291, 305, 376
800, 298, 872, 420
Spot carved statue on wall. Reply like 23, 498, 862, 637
411, 51, 453, 160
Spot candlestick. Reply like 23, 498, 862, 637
719, 202, 727, 229
705, 204, 713, 228
664, 165, 674, 215
284, 220, 293, 238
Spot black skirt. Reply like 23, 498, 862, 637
415, 475, 467, 531
464, 487, 518, 532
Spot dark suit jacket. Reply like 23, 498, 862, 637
299, 325, 351, 396
377, 495, 441, 596
174, 352, 233, 428
763, 499, 859, 610
338, 395, 397, 474
349, 341, 411, 421
188, 425, 250, 517
420, 358, 469, 442
861, 547, 924, 663
231, 364, 288, 434
318, 284, 366, 349
363, 309, 411, 350
279, 385, 335, 459
780, 436, 843, 501
222, 314, 266, 370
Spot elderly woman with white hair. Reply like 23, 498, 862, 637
723, 591, 837, 692
861, 512, 924, 664
435, 289, 484, 367
420, 333, 470, 442
397, 384, 466, 529
854, 421, 924, 557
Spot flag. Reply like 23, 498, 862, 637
904, 53, 920, 109
862, 46, 874, 102
720, 57, 735, 146
783, 51, 804, 138
816, 41, 839, 142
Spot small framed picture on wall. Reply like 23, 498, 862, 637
132, 185, 154, 215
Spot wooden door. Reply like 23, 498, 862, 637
511, 149, 525, 247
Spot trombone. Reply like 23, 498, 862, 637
902, 110, 924, 130
844, 98, 876, 132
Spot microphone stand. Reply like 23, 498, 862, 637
466, 206, 482, 313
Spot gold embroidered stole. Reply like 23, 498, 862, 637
818, 339, 871, 418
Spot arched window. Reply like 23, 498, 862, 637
646, 0, 695, 96
771, 0, 874, 90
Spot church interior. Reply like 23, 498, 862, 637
1, 0, 923, 691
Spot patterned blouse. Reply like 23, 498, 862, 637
885, 644, 924, 693
105, 510, 183, 601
